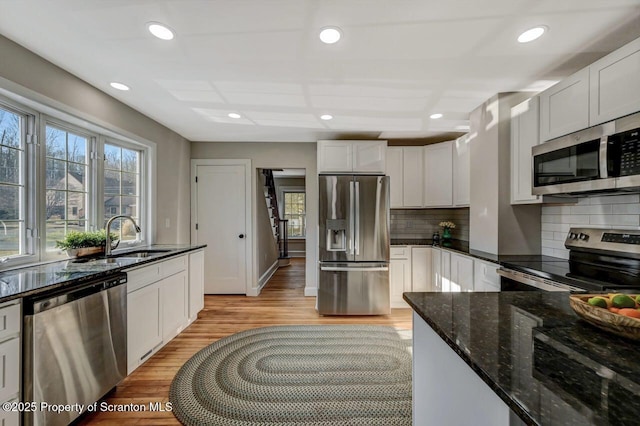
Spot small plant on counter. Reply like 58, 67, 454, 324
55, 230, 119, 250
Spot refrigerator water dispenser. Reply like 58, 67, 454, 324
326, 219, 347, 251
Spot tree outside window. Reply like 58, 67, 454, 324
283, 192, 305, 238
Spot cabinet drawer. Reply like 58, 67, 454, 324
0, 338, 20, 402
0, 303, 20, 342
162, 255, 187, 277
390, 246, 409, 259
126, 263, 162, 293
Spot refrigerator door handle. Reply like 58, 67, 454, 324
349, 181, 355, 255
354, 181, 360, 255
320, 265, 389, 272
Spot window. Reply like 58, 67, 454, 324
0, 95, 150, 266
104, 142, 142, 242
283, 191, 306, 238
44, 124, 90, 251
0, 106, 25, 257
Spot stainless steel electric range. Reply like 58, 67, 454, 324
498, 228, 640, 293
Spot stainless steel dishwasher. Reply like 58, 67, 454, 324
23, 272, 127, 426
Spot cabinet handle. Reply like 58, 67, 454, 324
141, 349, 153, 361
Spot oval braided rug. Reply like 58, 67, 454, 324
169, 325, 412, 425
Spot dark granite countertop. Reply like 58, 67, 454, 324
0, 244, 206, 303
404, 291, 640, 425
390, 239, 502, 263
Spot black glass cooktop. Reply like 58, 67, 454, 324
502, 253, 640, 292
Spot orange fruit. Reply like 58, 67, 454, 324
618, 309, 640, 319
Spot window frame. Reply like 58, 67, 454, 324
0, 98, 37, 266
40, 118, 97, 260
279, 186, 306, 239
0, 92, 154, 269
98, 136, 148, 248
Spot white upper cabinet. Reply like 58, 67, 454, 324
424, 141, 454, 207
453, 134, 470, 207
318, 140, 386, 173
386, 147, 403, 208
539, 68, 590, 142
403, 147, 424, 207
386, 146, 423, 208
589, 37, 640, 126
511, 97, 542, 204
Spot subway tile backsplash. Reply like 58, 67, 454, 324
541, 194, 640, 259
391, 208, 470, 241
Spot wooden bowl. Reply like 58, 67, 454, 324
569, 294, 640, 341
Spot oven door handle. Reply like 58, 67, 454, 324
497, 268, 585, 292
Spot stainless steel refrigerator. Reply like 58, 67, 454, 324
318, 175, 390, 315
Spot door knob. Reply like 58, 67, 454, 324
239, 234, 245, 239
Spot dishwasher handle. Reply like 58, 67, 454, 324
24, 272, 127, 315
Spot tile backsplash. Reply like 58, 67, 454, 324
541, 194, 640, 259
391, 208, 470, 241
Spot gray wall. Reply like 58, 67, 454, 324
191, 142, 318, 295
0, 34, 191, 244
256, 171, 279, 278
469, 93, 541, 255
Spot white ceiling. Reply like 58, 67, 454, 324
1, 1, 640, 142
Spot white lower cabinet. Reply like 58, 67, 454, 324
0, 300, 20, 425
390, 246, 411, 308
162, 271, 188, 342
431, 248, 442, 292
411, 247, 432, 291
126, 253, 204, 374
188, 250, 205, 323
127, 280, 163, 374
450, 253, 474, 292
474, 259, 501, 292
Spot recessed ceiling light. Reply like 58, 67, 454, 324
147, 22, 174, 40
110, 82, 130, 91
430, 113, 443, 119
228, 113, 241, 119
319, 27, 341, 44
320, 114, 333, 120
517, 26, 546, 43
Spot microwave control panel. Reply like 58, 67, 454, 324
609, 128, 640, 176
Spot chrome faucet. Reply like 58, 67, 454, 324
105, 215, 141, 256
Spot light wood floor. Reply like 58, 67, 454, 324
80, 258, 412, 424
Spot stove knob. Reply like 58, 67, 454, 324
578, 233, 589, 241
568, 232, 577, 240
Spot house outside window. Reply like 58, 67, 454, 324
44, 124, 90, 251
283, 191, 305, 238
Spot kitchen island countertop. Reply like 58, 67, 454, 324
0, 244, 206, 303
404, 291, 640, 425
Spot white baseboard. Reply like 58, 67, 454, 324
304, 286, 317, 297
256, 260, 279, 293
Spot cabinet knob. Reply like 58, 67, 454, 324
239, 234, 245, 239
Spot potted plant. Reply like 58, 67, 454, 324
439, 221, 456, 241
55, 230, 119, 257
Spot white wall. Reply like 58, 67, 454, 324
191, 142, 318, 296
541, 194, 640, 258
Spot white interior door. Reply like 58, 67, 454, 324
194, 162, 250, 294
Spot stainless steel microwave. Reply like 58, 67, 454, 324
532, 111, 640, 195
